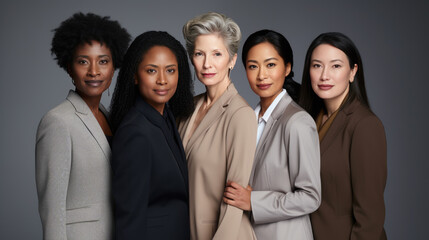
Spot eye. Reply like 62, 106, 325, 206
247, 64, 257, 70
214, 52, 222, 56
194, 52, 203, 57
267, 63, 276, 68
147, 68, 156, 74
77, 59, 88, 65
167, 68, 176, 73
333, 64, 341, 68
99, 59, 109, 65
312, 64, 321, 68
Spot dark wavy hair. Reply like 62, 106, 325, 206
299, 32, 369, 119
51, 12, 131, 70
242, 29, 301, 102
109, 31, 195, 133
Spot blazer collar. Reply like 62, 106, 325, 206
184, 83, 238, 156
66, 90, 111, 162
135, 96, 189, 189
319, 98, 360, 155
254, 93, 292, 162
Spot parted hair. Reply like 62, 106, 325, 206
182, 12, 241, 60
242, 29, 301, 102
109, 31, 195, 133
51, 12, 131, 71
299, 32, 369, 119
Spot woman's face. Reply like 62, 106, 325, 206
135, 46, 178, 114
68, 40, 114, 100
192, 34, 237, 87
245, 42, 291, 101
310, 44, 357, 108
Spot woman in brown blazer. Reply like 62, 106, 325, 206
179, 12, 257, 240
299, 32, 387, 240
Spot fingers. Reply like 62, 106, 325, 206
246, 185, 253, 191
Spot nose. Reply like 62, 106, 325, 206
203, 55, 211, 69
157, 71, 167, 85
87, 62, 100, 77
321, 67, 329, 81
257, 67, 267, 81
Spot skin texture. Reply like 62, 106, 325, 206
310, 44, 357, 118
223, 42, 291, 211
68, 40, 114, 135
134, 46, 178, 115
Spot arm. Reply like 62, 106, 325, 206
213, 107, 257, 240
251, 113, 321, 224
111, 122, 152, 240
350, 116, 387, 240
35, 113, 71, 240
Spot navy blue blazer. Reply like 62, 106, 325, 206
111, 95, 190, 240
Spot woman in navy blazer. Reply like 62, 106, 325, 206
109, 31, 194, 239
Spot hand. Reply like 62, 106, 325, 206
223, 180, 252, 211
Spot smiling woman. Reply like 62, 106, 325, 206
109, 31, 194, 239
35, 12, 130, 240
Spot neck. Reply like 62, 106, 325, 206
205, 78, 230, 106
76, 90, 102, 115
259, 90, 282, 117
324, 93, 348, 117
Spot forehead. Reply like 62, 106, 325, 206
74, 40, 111, 56
194, 34, 227, 51
141, 45, 177, 63
311, 44, 348, 62
247, 42, 281, 59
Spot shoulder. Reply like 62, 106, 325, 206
282, 102, 317, 133
346, 101, 384, 132
37, 100, 75, 131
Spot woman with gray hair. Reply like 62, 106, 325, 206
178, 12, 257, 240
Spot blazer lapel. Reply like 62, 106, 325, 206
185, 83, 237, 158
66, 90, 111, 162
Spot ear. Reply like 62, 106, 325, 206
229, 53, 238, 69
285, 62, 292, 78
350, 64, 358, 83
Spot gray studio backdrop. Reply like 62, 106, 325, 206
1, 0, 428, 239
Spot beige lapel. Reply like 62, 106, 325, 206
66, 90, 111, 162
184, 84, 238, 158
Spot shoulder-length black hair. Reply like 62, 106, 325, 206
109, 31, 195, 133
299, 32, 370, 119
241, 29, 301, 102
51, 12, 131, 70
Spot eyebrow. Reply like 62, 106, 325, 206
75, 54, 111, 59
144, 64, 177, 68
247, 57, 279, 64
311, 59, 344, 63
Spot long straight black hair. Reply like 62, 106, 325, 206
241, 29, 301, 102
299, 32, 370, 118
109, 31, 194, 133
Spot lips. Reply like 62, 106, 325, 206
318, 84, 333, 90
85, 80, 103, 87
256, 84, 272, 90
202, 73, 216, 78
154, 89, 169, 96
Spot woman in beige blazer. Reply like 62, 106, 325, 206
179, 12, 257, 240
35, 13, 130, 240
224, 30, 321, 240
299, 32, 387, 239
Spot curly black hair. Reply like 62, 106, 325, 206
51, 12, 131, 70
242, 29, 301, 102
109, 31, 195, 133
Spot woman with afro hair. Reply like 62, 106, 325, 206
109, 31, 194, 239
35, 12, 130, 240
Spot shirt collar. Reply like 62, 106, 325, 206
254, 89, 286, 123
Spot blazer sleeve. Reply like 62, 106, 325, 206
350, 115, 387, 240
111, 123, 152, 240
35, 113, 71, 240
251, 112, 321, 224
213, 107, 257, 240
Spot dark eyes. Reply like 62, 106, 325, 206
194, 52, 203, 57
167, 68, 176, 73
247, 65, 257, 70
267, 63, 276, 68
333, 64, 341, 68
312, 64, 321, 68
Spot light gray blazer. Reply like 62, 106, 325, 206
249, 93, 321, 240
36, 90, 113, 240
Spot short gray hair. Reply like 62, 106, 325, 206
183, 12, 241, 60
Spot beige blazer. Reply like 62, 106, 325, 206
36, 90, 113, 240
178, 83, 257, 240
249, 93, 321, 239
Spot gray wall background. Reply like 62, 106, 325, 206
1, 0, 428, 239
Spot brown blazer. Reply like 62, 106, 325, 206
310, 99, 387, 240
178, 83, 257, 240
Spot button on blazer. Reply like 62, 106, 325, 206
249, 93, 321, 240
36, 90, 113, 240
310, 99, 387, 240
